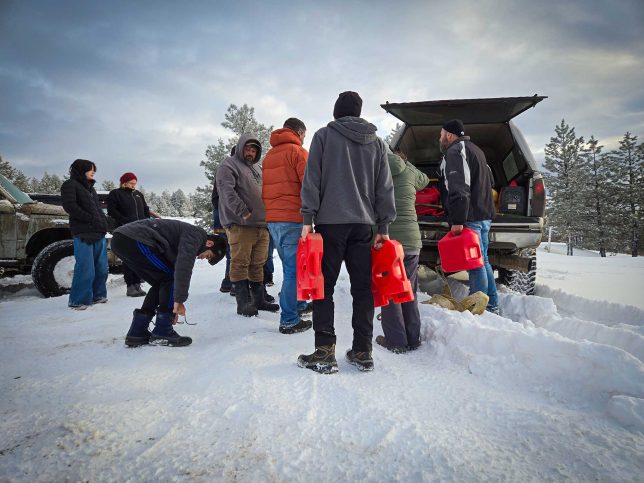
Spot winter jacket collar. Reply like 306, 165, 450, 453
269, 128, 302, 147
446, 135, 471, 151
328, 117, 378, 145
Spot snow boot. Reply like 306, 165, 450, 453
375, 335, 407, 354
263, 285, 275, 303
234, 280, 258, 317
125, 309, 153, 347
298, 302, 313, 316
127, 284, 146, 297
219, 277, 232, 293
279, 318, 312, 334
346, 348, 374, 372
249, 281, 279, 312
150, 311, 192, 347
297, 345, 338, 374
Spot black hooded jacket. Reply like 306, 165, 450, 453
439, 136, 495, 225
107, 187, 150, 227
60, 160, 108, 240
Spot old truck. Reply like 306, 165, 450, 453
0, 174, 118, 297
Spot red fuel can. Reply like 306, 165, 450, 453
438, 228, 484, 272
371, 240, 414, 308
296, 233, 324, 301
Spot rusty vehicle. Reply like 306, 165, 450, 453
0, 174, 119, 297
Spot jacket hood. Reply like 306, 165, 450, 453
69, 160, 96, 188
387, 152, 406, 176
270, 128, 302, 147
235, 133, 262, 164
328, 117, 378, 145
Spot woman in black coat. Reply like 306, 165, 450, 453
60, 159, 109, 309
107, 172, 153, 297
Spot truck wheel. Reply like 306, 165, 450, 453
498, 255, 537, 296
31, 240, 75, 298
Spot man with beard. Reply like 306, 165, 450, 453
439, 119, 498, 313
216, 134, 279, 317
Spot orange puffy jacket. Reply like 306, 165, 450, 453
262, 128, 308, 223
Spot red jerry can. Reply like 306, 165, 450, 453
296, 233, 324, 301
371, 240, 414, 308
438, 228, 484, 272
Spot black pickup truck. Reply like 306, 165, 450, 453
382, 96, 546, 294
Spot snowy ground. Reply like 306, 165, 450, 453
1, 243, 643, 482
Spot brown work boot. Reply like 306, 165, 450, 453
297, 345, 338, 374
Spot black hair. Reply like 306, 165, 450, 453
206, 233, 227, 265
283, 117, 306, 133
69, 159, 96, 175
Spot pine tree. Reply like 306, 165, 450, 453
0, 155, 31, 191
543, 120, 586, 256
170, 189, 189, 217
613, 132, 643, 257
579, 137, 615, 256
0, 155, 17, 180
101, 180, 116, 191
34, 172, 64, 194
195, 104, 273, 227
158, 190, 177, 217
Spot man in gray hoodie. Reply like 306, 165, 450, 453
297, 91, 396, 374
216, 133, 279, 317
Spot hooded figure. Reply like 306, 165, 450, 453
297, 91, 396, 374
216, 134, 279, 317
60, 158, 109, 309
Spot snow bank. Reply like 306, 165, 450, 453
421, 303, 644, 412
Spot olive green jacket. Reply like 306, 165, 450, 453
387, 153, 430, 253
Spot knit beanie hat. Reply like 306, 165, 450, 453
120, 172, 137, 184
442, 119, 465, 137
333, 91, 363, 119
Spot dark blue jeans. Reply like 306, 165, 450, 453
68, 237, 108, 306
464, 220, 498, 308
213, 207, 231, 287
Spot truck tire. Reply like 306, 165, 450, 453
31, 240, 75, 298
498, 254, 537, 296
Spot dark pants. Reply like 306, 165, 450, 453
121, 262, 142, 286
380, 254, 421, 347
313, 224, 374, 352
111, 232, 174, 314
213, 207, 231, 286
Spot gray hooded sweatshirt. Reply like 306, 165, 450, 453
301, 117, 396, 234
114, 219, 207, 304
216, 133, 266, 228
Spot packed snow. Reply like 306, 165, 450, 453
1, 243, 643, 481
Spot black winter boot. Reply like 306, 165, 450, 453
249, 281, 279, 312
150, 311, 192, 347
263, 285, 275, 303
297, 345, 338, 374
234, 280, 258, 317
125, 309, 154, 347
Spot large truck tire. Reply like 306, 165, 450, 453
498, 253, 537, 296
31, 239, 75, 298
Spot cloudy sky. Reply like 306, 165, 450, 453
1, 0, 643, 192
